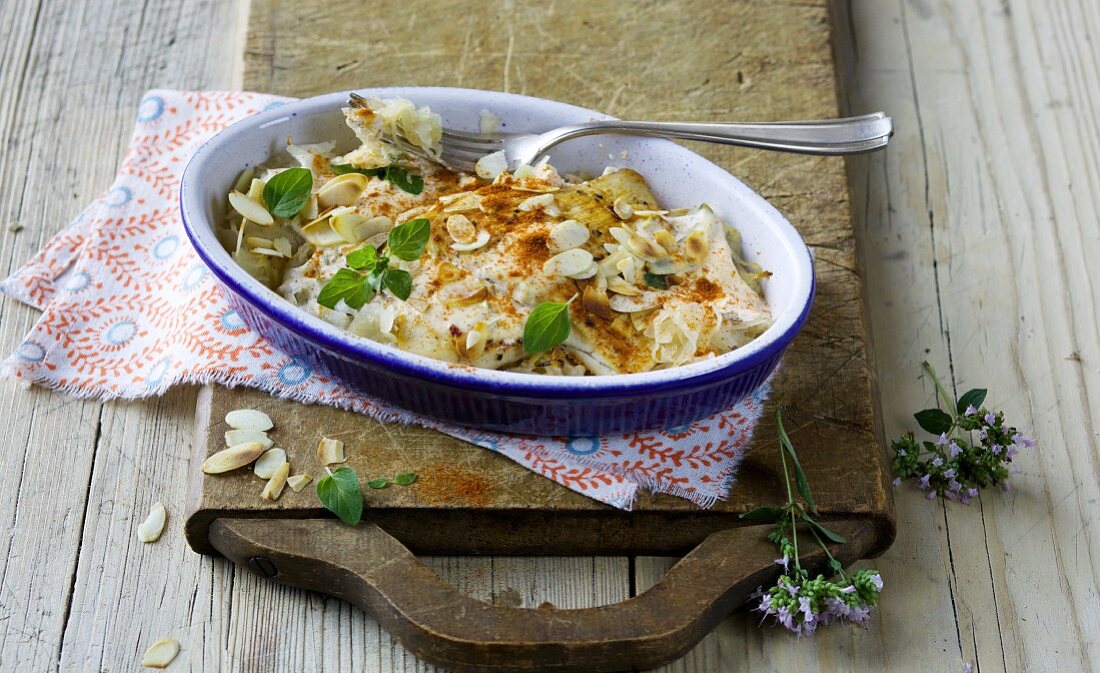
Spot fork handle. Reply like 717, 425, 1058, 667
540, 113, 893, 156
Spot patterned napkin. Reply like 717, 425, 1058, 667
0, 90, 768, 510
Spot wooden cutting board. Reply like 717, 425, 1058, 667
185, 2, 893, 670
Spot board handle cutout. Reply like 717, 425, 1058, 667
210, 518, 874, 672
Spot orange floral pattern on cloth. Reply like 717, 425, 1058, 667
0, 90, 769, 510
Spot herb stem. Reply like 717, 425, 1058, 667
809, 526, 846, 580
922, 361, 956, 418
778, 441, 801, 572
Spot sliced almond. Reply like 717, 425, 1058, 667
251, 247, 287, 258
233, 167, 256, 193
245, 236, 275, 249
300, 216, 346, 247
137, 502, 167, 543
141, 637, 180, 669
475, 150, 508, 180
607, 276, 643, 296
582, 286, 613, 319
317, 173, 368, 208
228, 191, 273, 226
654, 228, 678, 252
439, 191, 481, 213
287, 474, 313, 492
261, 461, 291, 500
224, 429, 274, 449
273, 237, 294, 257
445, 214, 478, 244
609, 290, 660, 313
253, 448, 288, 479
446, 284, 488, 307
683, 227, 709, 263
450, 230, 491, 252
332, 212, 392, 244
543, 248, 594, 278
202, 441, 267, 474
612, 197, 634, 220
317, 437, 346, 465
517, 193, 560, 216
225, 409, 274, 432
548, 219, 590, 253
246, 178, 266, 202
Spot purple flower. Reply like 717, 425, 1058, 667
892, 477, 902, 487
936, 433, 950, 446
775, 555, 790, 571
959, 492, 970, 504
948, 479, 962, 492
869, 574, 884, 591
984, 412, 996, 426
919, 474, 931, 490
926, 491, 937, 500
949, 442, 963, 457
943, 468, 957, 479
798, 596, 814, 620
963, 664, 974, 673
977, 428, 988, 441
897, 448, 907, 457
1012, 433, 1036, 448
991, 443, 1003, 455
847, 605, 871, 625
1006, 445, 1018, 459
965, 404, 978, 415
967, 487, 979, 498
1003, 482, 1012, 492
931, 456, 944, 468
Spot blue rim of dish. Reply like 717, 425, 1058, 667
180, 88, 815, 401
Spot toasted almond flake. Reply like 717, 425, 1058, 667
634, 209, 669, 217
273, 237, 293, 257
582, 286, 612, 319
202, 441, 267, 474
624, 232, 668, 263
137, 502, 167, 543
253, 448, 288, 479
450, 230, 490, 252
233, 167, 256, 193
607, 276, 643, 296
446, 284, 488, 307
225, 429, 274, 449
571, 261, 598, 280
228, 191, 273, 226
246, 178, 266, 202
548, 219, 589, 253
331, 211, 390, 244
612, 197, 634, 220
445, 214, 477, 244
261, 461, 291, 500
251, 247, 287, 258
454, 325, 487, 360
543, 248, 594, 278
654, 229, 677, 252
609, 291, 661, 313
318, 173, 368, 208
225, 409, 273, 432
287, 474, 313, 492
517, 193, 559, 215
683, 227, 709, 263
245, 236, 275, 249
300, 216, 346, 247
141, 637, 180, 669
317, 437, 346, 465
440, 191, 482, 213
475, 150, 508, 180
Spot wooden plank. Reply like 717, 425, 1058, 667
0, 0, 245, 671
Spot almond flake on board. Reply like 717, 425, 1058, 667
141, 637, 180, 669
224, 429, 274, 449
261, 462, 291, 500
317, 437, 346, 465
287, 474, 313, 492
202, 441, 267, 474
253, 448, 288, 479
225, 409, 274, 432
137, 502, 167, 543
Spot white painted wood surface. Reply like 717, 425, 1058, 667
1, 0, 1097, 671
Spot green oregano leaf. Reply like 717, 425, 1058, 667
776, 410, 816, 515
387, 218, 431, 261
956, 388, 988, 415
385, 166, 424, 194
367, 477, 391, 489
643, 272, 668, 290
914, 408, 953, 435
393, 473, 418, 486
346, 244, 379, 271
523, 299, 574, 353
739, 506, 785, 523
316, 466, 363, 526
262, 167, 313, 218
318, 268, 373, 310
804, 515, 847, 544
331, 163, 386, 177
382, 268, 413, 301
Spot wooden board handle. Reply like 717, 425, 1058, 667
210, 517, 875, 672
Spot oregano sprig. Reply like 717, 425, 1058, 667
317, 218, 430, 310
890, 362, 1035, 502
522, 295, 577, 353
316, 466, 363, 526
262, 167, 313, 218
742, 411, 883, 636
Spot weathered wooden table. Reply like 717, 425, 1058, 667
1, 1, 1097, 671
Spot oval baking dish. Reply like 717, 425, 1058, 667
180, 87, 814, 435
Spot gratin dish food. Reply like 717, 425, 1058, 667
180, 88, 814, 435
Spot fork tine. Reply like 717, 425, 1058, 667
440, 128, 504, 145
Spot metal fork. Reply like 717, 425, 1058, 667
348, 93, 892, 172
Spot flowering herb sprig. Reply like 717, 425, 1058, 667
743, 411, 883, 636
890, 362, 1035, 502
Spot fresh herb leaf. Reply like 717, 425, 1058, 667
523, 299, 574, 353
776, 411, 816, 515
331, 163, 386, 177
367, 477, 390, 489
956, 388, 988, 415
393, 473, 418, 486
382, 268, 413, 300
387, 218, 430, 261
316, 466, 363, 526
914, 408, 953, 435
804, 515, 847, 544
262, 167, 313, 218
643, 272, 668, 290
346, 244, 379, 271
318, 268, 373, 310
739, 506, 785, 522
385, 166, 424, 194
